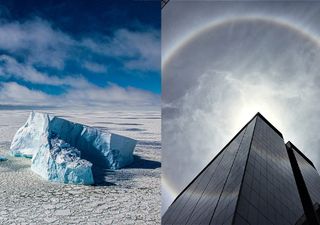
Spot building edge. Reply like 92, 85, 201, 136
164, 112, 281, 216
286, 142, 320, 225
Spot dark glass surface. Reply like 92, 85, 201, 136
162, 114, 317, 225
162, 117, 256, 225
209, 118, 255, 225
294, 151, 320, 207
234, 116, 304, 225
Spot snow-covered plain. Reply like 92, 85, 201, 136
0, 109, 161, 224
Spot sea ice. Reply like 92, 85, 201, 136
10, 112, 137, 184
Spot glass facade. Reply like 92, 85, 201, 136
294, 150, 320, 207
162, 113, 320, 225
234, 116, 304, 225
162, 117, 256, 225
290, 145, 320, 224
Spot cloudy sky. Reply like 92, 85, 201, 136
162, 1, 320, 213
0, 0, 160, 109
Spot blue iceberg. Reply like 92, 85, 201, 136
31, 137, 94, 185
0, 155, 7, 161
10, 112, 137, 185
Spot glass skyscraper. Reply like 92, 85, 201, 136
162, 113, 320, 225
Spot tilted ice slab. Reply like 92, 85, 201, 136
10, 112, 137, 184
31, 137, 94, 185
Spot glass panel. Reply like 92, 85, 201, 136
235, 117, 304, 225
163, 118, 256, 224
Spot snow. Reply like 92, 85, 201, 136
10, 112, 137, 184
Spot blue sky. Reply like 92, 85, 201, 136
0, 0, 160, 108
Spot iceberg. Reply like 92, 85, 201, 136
10, 112, 137, 184
0, 155, 7, 161
10, 112, 47, 159
31, 136, 94, 185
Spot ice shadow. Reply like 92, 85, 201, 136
79, 147, 116, 186
125, 155, 161, 169
96, 122, 143, 126
90, 155, 160, 186
0, 156, 31, 171
124, 128, 146, 132
91, 166, 116, 186
137, 140, 161, 147
137, 141, 162, 150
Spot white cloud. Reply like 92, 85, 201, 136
0, 55, 65, 85
64, 83, 159, 107
0, 18, 74, 69
82, 29, 160, 71
0, 15, 159, 108
112, 29, 160, 71
0, 54, 91, 88
0, 50, 159, 109
0, 17, 160, 72
83, 61, 107, 73
0, 82, 53, 105
0, 81, 159, 109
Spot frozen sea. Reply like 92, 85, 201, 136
0, 109, 161, 224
